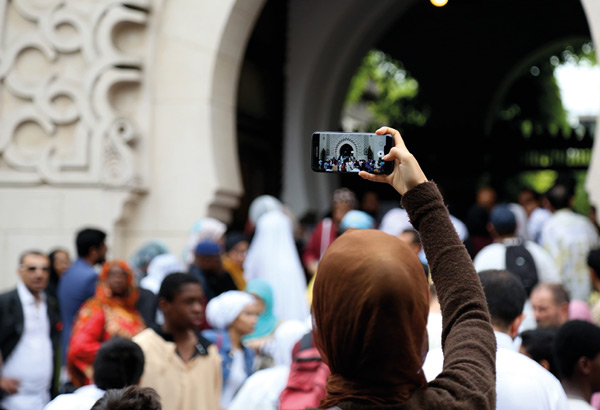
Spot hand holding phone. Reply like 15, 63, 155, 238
359, 126, 428, 195
311, 132, 394, 175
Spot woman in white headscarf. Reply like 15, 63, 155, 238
202, 291, 262, 409
182, 217, 227, 266
243, 209, 310, 322
140, 254, 186, 295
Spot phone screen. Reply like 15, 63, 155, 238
311, 132, 394, 174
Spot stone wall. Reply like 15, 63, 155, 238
0, 0, 265, 291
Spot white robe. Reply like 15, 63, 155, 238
244, 210, 310, 322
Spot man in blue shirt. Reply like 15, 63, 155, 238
57, 228, 107, 371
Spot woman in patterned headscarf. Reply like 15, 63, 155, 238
67, 260, 146, 387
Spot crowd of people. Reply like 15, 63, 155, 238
318, 156, 387, 174
2, 126, 600, 410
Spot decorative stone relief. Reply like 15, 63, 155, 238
0, 0, 150, 188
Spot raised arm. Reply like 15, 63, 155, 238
362, 127, 496, 409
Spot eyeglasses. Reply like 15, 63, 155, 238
20, 265, 49, 272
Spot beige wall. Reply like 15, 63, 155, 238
0, 0, 265, 291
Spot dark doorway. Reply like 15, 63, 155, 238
340, 144, 354, 157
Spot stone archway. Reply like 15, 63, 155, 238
283, 0, 600, 218
116, 0, 268, 259
336, 140, 359, 159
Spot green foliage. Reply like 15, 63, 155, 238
509, 170, 591, 215
497, 42, 596, 137
344, 50, 429, 131
559, 42, 597, 66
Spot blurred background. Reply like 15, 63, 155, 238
1, 0, 599, 289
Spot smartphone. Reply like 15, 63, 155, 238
311, 131, 394, 175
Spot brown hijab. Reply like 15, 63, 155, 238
312, 229, 430, 407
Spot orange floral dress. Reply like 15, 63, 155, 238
67, 260, 146, 387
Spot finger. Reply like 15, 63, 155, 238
376, 127, 408, 153
382, 146, 404, 162
376, 126, 400, 137
359, 171, 388, 184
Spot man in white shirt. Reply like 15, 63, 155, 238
541, 183, 599, 302
474, 204, 561, 331
423, 269, 568, 410
473, 204, 560, 291
43, 337, 145, 410
0, 251, 60, 410
554, 320, 600, 410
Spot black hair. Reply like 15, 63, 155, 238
545, 183, 572, 211
520, 328, 559, 377
401, 229, 421, 246
91, 386, 161, 410
76, 228, 106, 258
478, 269, 527, 330
588, 248, 600, 280
224, 231, 249, 253
158, 272, 201, 302
554, 320, 600, 380
48, 248, 69, 285
520, 187, 539, 200
19, 250, 47, 264
93, 337, 145, 390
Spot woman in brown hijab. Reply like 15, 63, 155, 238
311, 126, 496, 409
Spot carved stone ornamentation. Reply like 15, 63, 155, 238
0, 0, 150, 188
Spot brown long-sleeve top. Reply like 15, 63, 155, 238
329, 182, 497, 410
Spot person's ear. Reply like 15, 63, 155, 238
158, 298, 169, 315
509, 314, 526, 339
578, 356, 592, 376
540, 359, 551, 372
88, 246, 99, 261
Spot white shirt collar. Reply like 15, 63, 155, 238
16, 280, 46, 306
494, 331, 518, 351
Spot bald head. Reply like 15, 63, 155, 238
530, 283, 570, 329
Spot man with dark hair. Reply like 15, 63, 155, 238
58, 228, 108, 370
43, 337, 145, 410
90, 386, 161, 410
474, 204, 559, 296
189, 241, 236, 301
541, 182, 599, 302
133, 273, 221, 410
424, 269, 568, 410
0, 251, 60, 410
473, 204, 562, 332
554, 320, 600, 409
530, 282, 570, 329
519, 328, 559, 377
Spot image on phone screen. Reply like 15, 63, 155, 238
311, 131, 394, 175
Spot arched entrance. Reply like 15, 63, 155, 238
339, 144, 354, 158
275, 0, 600, 218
